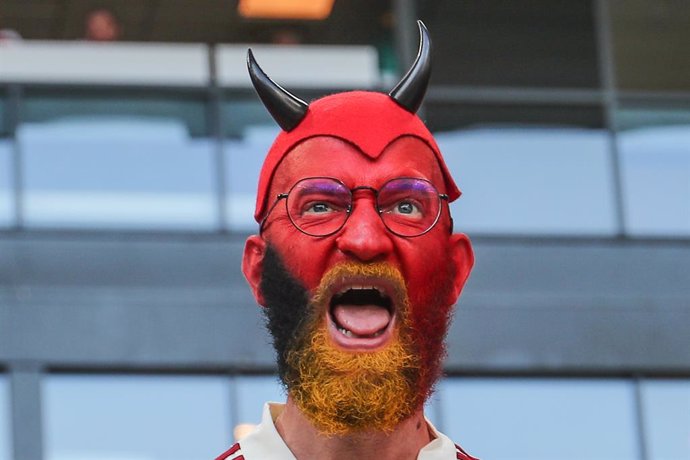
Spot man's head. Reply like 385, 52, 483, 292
84, 8, 121, 42
242, 22, 474, 435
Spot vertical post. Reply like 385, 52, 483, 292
633, 377, 650, 460
228, 375, 239, 443
393, 0, 422, 118
7, 84, 24, 230
393, 0, 418, 74
208, 44, 228, 233
594, 0, 627, 238
10, 362, 44, 460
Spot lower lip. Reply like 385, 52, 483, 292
326, 313, 395, 351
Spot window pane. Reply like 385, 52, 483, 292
610, 0, 690, 92
0, 375, 10, 460
235, 375, 284, 425
22, 91, 208, 137
0, 141, 12, 228
19, 91, 216, 230
419, 0, 600, 88
44, 374, 232, 460
222, 97, 280, 231
642, 380, 690, 460
438, 378, 638, 460
428, 104, 616, 235
617, 104, 690, 236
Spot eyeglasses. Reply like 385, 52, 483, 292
260, 177, 449, 237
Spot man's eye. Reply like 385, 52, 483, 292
306, 202, 333, 213
394, 201, 420, 215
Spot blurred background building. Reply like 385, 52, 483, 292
0, 0, 689, 459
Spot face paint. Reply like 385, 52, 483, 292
262, 136, 458, 310
260, 245, 456, 434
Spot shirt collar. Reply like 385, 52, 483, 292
239, 402, 459, 459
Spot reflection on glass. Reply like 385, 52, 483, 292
44, 374, 232, 460
223, 99, 280, 231
23, 93, 208, 138
642, 380, 690, 460
235, 375, 284, 426
0, 141, 13, 227
0, 375, 10, 460
436, 127, 616, 235
438, 378, 638, 460
20, 118, 216, 230
610, 0, 690, 91
617, 107, 690, 236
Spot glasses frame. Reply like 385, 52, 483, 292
259, 176, 449, 238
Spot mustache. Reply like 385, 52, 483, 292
259, 245, 413, 384
312, 261, 409, 319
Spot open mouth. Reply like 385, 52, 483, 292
327, 283, 397, 350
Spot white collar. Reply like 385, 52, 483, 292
239, 402, 459, 459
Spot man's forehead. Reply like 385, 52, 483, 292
271, 134, 446, 190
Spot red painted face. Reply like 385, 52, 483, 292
252, 134, 473, 322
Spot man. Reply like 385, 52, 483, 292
218, 21, 476, 460
84, 8, 121, 42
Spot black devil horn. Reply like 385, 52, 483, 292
247, 48, 309, 132
389, 20, 431, 114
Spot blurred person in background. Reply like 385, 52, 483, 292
84, 8, 121, 42
0, 12, 22, 41
216, 22, 477, 460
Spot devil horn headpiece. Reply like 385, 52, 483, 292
247, 20, 431, 132
247, 49, 309, 132
389, 20, 431, 113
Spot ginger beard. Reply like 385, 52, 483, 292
260, 245, 456, 435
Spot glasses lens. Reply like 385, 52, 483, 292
286, 178, 351, 236
378, 178, 441, 236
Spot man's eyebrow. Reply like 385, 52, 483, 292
294, 181, 343, 195
385, 179, 430, 192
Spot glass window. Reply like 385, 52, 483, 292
222, 96, 281, 232
419, 0, 600, 88
235, 375, 284, 425
19, 90, 217, 230
616, 104, 690, 237
428, 103, 616, 235
43, 374, 232, 460
438, 378, 639, 460
0, 375, 10, 460
0, 141, 12, 228
642, 379, 690, 460
610, 0, 690, 92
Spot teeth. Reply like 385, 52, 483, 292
337, 325, 386, 339
338, 326, 354, 337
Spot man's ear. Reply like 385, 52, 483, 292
242, 235, 267, 307
448, 233, 474, 303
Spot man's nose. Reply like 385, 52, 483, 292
335, 198, 393, 262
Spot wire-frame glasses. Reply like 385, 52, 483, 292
260, 176, 449, 237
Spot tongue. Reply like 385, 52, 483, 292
332, 304, 391, 336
